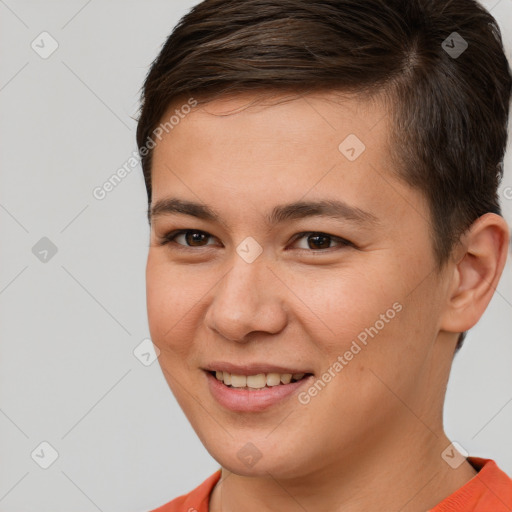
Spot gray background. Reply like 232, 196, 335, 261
0, 1, 511, 511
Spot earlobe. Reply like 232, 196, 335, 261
440, 213, 510, 334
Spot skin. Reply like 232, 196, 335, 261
145, 91, 509, 512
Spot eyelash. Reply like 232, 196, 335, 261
158, 229, 355, 253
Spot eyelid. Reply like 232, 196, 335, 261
288, 232, 354, 253
159, 229, 220, 248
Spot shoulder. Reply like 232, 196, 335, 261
431, 457, 512, 512
149, 469, 222, 512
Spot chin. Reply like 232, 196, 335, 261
201, 431, 312, 479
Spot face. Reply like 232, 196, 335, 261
146, 92, 454, 480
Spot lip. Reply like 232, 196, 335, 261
205, 370, 314, 412
202, 361, 312, 375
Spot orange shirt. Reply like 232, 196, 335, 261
149, 457, 512, 512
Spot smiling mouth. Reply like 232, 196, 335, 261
208, 370, 313, 390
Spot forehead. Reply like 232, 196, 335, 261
149, 91, 427, 231
151, 90, 392, 181
167, 90, 389, 139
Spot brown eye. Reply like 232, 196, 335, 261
160, 229, 217, 248
292, 232, 352, 251
183, 231, 210, 246
306, 234, 332, 250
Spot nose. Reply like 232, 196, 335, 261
204, 256, 288, 343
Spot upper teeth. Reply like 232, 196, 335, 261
215, 371, 306, 388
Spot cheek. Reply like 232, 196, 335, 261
289, 263, 405, 353
145, 253, 204, 356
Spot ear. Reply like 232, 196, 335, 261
440, 213, 510, 334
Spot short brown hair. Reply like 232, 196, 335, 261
136, 0, 511, 350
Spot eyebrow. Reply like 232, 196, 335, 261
149, 197, 379, 227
